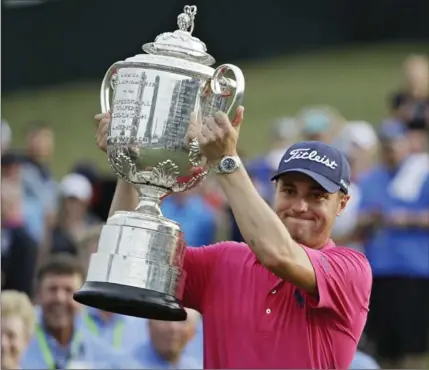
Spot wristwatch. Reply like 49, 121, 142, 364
215, 156, 241, 174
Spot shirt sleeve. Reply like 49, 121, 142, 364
182, 243, 226, 312
303, 246, 372, 321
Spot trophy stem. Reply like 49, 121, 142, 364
135, 185, 170, 217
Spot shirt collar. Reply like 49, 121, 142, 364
39, 313, 84, 357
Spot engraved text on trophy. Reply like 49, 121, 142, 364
161, 79, 200, 151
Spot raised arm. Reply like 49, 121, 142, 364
188, 108, 317, 294
217, 167, 316, 291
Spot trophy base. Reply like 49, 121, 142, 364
73, 281, 187, 321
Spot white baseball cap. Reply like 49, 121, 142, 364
60, 173, 93, 202
335, 121, 378, 155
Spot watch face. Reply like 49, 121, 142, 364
222, 157, 236, 172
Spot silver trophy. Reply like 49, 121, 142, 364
73, 5, 245, 321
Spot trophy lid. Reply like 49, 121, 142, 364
142, 5, 215, 66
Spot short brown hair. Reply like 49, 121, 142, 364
37, 253, 85, 282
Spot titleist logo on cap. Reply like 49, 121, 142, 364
284, 148, 338, 169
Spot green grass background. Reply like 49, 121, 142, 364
3, 42, 428, 177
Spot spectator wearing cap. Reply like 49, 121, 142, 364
50, 173, 101, 256
297, 106, 344, 144
357, 119, 429, 369
334, 121, 378, 177
72, 161, 101, 212
332, 121, 378, 250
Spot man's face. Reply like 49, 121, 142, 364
149, 311, 197, 362
38, 273, 83, 330
273, 172, 349, 248
27, 129, 54, 162
62, 197, 89, 219
1, 316, 29, 368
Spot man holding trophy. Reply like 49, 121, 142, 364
74, 5, 372, 369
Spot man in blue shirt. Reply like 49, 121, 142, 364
357, 120, 429, 369
132, 308, 202, 369
21, 254, 139, 369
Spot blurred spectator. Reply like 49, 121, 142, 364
1, 119, 12, 154
297, 106, 344, 143
1, 149, 43, 243
20, 122, 58, 248
51, 173, 101, 256
357, 120, 429, 369
334, 121, 379, 176
21, 254, 140, 369
72, 161, 100, 188
72, 160, 102, 211
1, 290, 36, 369
332, 121, 378, 249
390, 55, 429, 122
389, 55, 429, 153
132, 308, 202, 369
162, 192, 217, 247
1, 152, 38, 298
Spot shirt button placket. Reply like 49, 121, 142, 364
258, 286, 280, 333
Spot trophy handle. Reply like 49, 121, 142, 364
210, 64, 245, 120
100, 65, 118, 113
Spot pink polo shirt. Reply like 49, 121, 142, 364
183, 240, 372, 369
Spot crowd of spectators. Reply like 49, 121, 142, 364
1, 54, 428, 369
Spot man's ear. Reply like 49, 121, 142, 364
337, 193, 350, 216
